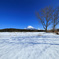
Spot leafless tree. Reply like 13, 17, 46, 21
52, 7, 59, 32
36, 6, 53, 32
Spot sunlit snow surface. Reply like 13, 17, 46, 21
0, 32, 59, 59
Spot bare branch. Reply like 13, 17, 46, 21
36, 6, 53, 32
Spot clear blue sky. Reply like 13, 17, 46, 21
0, 0, 59, 29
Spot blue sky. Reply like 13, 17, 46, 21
0, 0, 59, 29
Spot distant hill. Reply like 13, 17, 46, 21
0, 28, 59, 32
0, 28, 45, 32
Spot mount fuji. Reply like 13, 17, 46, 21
25, 26, 36, 30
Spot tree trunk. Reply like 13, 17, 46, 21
45, 26, 47, 32
53, 25, 55, 32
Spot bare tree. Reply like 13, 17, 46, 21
52, 7, 59, 32
36, 6, 53, 32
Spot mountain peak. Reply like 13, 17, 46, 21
27, 26, 34, 29
24, 25, 36, 30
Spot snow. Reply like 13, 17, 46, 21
27, 26, 34, 28
25, 26, 36, 30
0, 32, 59, 59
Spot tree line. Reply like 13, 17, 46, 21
36, 6, 59, 32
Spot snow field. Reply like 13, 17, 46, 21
0, 32, 59, 59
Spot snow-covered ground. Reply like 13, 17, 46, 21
0, 32, 59, 59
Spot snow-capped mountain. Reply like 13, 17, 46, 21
25, 26, 36, 30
